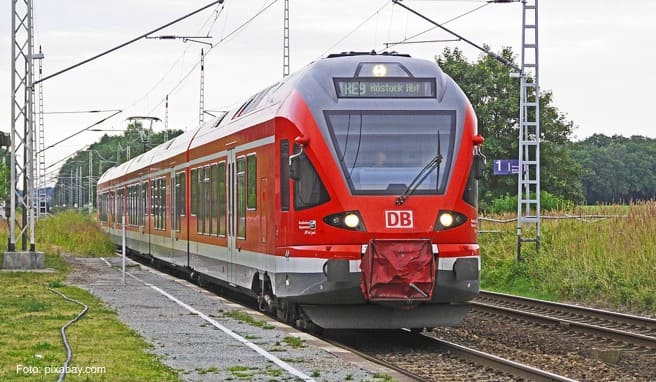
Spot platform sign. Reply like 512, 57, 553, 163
493, 159, 520, 175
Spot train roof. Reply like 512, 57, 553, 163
98, 52, 453, 186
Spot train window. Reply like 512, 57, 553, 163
152, 181, 158, 229
200, 166, 211, 235
99, 193, 107, 222
325, 111, 456, 195
161, 178, 167, 230
247, 154, 257, 210
140, 181, 147, 227
293, 144, 330, 210
280, 140, 290, 211
151, 178, 167, 231
191, 168, 199, 217
117, 188, 125, 222
110, 192, 115, 223
237, 156, 247, 239
218, 162, 227, 236
210, 164, 218, 236
132, 184, 138, 226
151, 181, 158, 229
128, 185, 134, 226
127, 186, 132, 226
462, 162, 478, 208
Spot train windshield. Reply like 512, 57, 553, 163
325, 111, 456, 195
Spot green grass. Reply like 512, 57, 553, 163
196, 366, 220, 374
480, 201, 656, 313
282, 335, 305, 348
372, 372, 396, 382
0, 211, 179, 381
224, 310, 275, 329
227, 365, 259, 379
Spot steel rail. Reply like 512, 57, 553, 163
473, 292, 656, 349
479, 290, 656, 327
424, 335, 578, 382
312, 332, 432, 382
319, 328, 577, 382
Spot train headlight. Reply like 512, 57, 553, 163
323, 211, 366, 231
356, 63, 409, 78
435, 210, 467, 231
439, 212, 454, 227
372, 64, 387, 77
344, 213, 360, 228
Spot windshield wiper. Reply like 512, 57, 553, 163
395, 153, 442, 206
395, 133, 443, 206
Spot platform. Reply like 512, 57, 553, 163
66, 256, 411, 382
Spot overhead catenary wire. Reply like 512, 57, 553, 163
48, 287, 89, 382
120, 2, 226, 117
44, 109, 122, 115
39, 2, 224, 182
40, 110, 123, 155
315, 0, 490, 59
391, 0, 520, 70
317, 1, 391, 59
33, 1, 224, 86
49, 1, 278, 182
145, 0, 280, 118
383, 1, 490, 49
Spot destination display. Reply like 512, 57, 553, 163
334, 78, 436, 98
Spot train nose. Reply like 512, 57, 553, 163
360, 239, 436, 303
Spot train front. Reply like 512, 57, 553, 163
277, 53, 484, 329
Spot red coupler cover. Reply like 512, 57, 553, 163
360, 239, 435, 301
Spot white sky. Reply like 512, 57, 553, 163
1, 0, 655, 185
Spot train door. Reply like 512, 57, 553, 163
227, 149, 237, 283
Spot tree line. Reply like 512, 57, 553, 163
51, 122, 182, 208
569, 134, 656, 204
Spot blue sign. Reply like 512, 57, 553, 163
493, 159, 519, 175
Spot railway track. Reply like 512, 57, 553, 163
320, 329, 576, 381
426, 290, 656, 380
473, 290, 656, 349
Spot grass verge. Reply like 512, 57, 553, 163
480, 201, 656, 314
0, 211, 178, 381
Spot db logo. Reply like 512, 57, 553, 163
385, 210, 414, 228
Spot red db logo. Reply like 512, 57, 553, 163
385, 210, 414, 228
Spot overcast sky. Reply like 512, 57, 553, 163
1, 0, 655, 184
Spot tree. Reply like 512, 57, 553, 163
436, 47, 584, 209
569, 134, 656, 203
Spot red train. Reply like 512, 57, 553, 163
98, 51, 484, 329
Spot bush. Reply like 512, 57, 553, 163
484, 191, 574, 214
36, 210, 115, 257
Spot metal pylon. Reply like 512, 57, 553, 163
516, 0, 540, 260
283, 0, 290, 78
199, 49, 205, 125
164, 95, 169, 141
9, 0, 36, 251
36, 46, 47, 217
